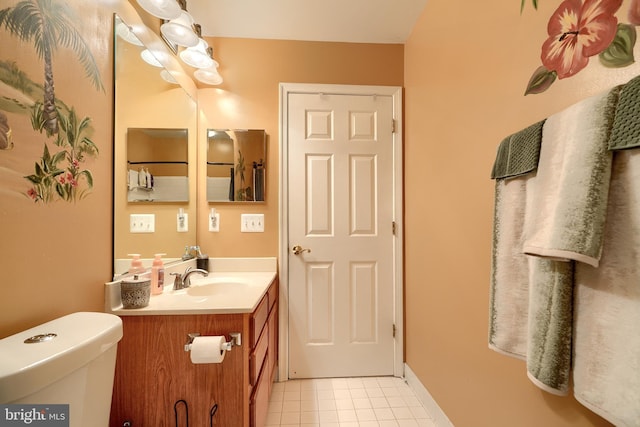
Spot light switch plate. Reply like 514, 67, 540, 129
177, 213, 188, 232
241, 214, 264, 232
209, 212, 220, 232
130, 214, 155, 233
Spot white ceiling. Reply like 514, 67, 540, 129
186, 0, 428, 44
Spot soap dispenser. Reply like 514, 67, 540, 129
128, 254, 145, 275
151, 253, 166, 295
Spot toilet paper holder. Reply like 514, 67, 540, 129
184, 332, 241, 352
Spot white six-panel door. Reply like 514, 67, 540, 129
285, 89, 399, 379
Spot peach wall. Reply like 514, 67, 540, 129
403, 1, 640, 426
0, 1, 403, 338
0, 1, 115, 338
195, 38, 404, 257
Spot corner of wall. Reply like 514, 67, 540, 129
404, 363, 455, 427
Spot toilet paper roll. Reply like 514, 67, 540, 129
189, 336, 226, 364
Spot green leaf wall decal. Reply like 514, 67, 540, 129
600, 23, 636, 68
525, 66, 557, 95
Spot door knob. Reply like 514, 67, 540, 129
292, 245, 311, 255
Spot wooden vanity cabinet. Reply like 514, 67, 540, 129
109, 278, 278, 427
250, 279, 279, 426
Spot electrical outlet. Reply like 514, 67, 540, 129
177, 213, 188, 232
209, 212, 220, 232
130, 214, 155, 233
241, 214, 264, 232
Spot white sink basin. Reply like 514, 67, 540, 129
186, 277, 255, 297
105, 258, 277, 315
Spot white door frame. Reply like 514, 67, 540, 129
278, 82, 404, 380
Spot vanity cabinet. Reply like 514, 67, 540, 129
109, 278, 278, 427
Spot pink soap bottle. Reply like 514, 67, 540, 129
127, 254, 145, 275
151, 253, 166, 295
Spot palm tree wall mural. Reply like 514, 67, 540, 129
0, 0, 104, 203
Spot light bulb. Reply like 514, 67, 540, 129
136, 0, 181, 20
160, 11, 199, 47
179, 39, 215, 69
194, 67, 223, 85
115, 21, 143, 46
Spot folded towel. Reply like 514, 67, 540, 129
525, 257, 574, 395
608, 74, 640, 150
573, 149, 640, 427
523, 87, 620, 395
127, 169, 138, 191
489, 118, 555, 362
489, 176, 534, 360
491, 120, 545, 179
523, 87, 620, 268
489, 172, 576, 395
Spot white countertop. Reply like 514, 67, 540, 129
105, 258, 277, 315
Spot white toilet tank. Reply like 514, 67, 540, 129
0, 312, 123, 427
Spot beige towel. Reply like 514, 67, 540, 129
489, 176, 534, 360
490, 169, 576, 395
523, 87, 620, 395
523, 88, 621, 268
489, 119, 546, 358
572, 146, 640, 427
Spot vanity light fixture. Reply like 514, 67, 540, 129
160, 11, 199, 47
136, 0, 182, 20
136, 0, 225, 86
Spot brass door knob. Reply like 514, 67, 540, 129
292, 245, 311, 255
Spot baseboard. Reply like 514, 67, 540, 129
404, 363, 454, 427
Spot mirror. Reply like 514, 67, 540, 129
207, 129, 267, 202
113, 14, 197, 275
127, 127, 189, 202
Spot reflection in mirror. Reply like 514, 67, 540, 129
127, 128, 189, 202
207, 129, 267, 202
113, 14, 197, 276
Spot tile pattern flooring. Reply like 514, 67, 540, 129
266, 377, 437, 427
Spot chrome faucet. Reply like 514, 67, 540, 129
182, 245, 203, 260
171, 266, 208, 290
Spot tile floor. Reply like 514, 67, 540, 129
266, 377, 438, 427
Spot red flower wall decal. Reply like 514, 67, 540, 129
524, 0, 635, 94
542, 0, 622, 79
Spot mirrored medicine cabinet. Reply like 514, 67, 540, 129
126, 127, 189, 202
207, 129, 267, 202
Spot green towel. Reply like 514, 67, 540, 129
608, 74, 640, 150
490, 87, 621, 398
491, 120, 545, 180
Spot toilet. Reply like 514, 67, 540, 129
0, 312, 123, 426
